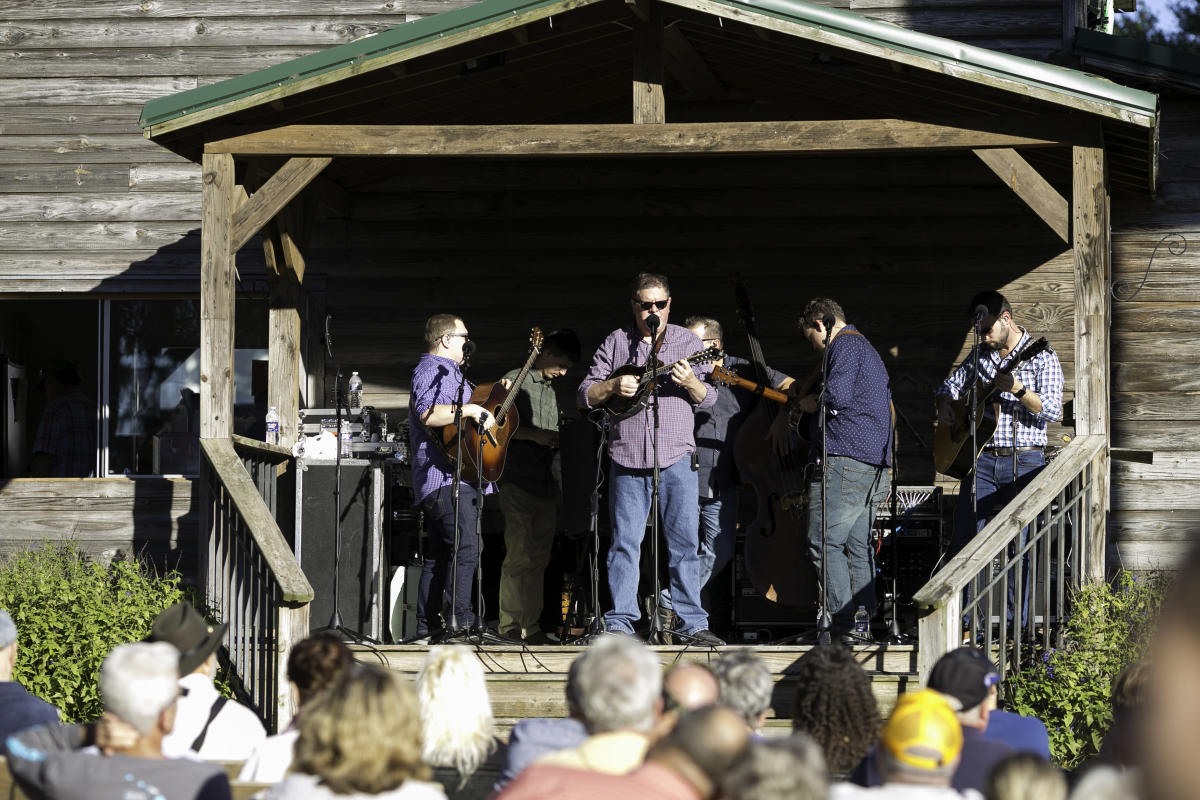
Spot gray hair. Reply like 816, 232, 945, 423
713, 648, 774, 728
566, 636, 661, 734
722, 735, 828, 800
880, 749, 956, 783
985, 753, 1066, 800
100, 642, 180, 735
0, 609, 16, 649
1066, 766, 1138, 800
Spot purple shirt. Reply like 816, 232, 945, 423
408, 353, 494, 503
577, 323, 716, 470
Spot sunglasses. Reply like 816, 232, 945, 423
636, 299, 669, 311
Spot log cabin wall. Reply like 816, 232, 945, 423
1109, 95, 1200, 572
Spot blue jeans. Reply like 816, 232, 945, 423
660, 489, 738, 613
951, 449, 1045, 626
418, 483, 480, 634
806, 456, 887, 631
607, 458, 707, 634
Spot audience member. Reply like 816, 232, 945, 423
0, 609, 59, 754
148, 601, 268, 760
722, 734, 829, 800
30, 361, 95, 478
928, 647, 1014, 793
1071, 765, 1142, 800
1142, 542, 1200, 800
265, 664, 446, 800
985, 753, 1066, 800
493, 666, 589, 792
712, 648, 774, 734
791, 644, 881, 777
649, 661, 722, 742
1097, 659, 1150, 769
417, 646, 505, 794
983, 704, 1051, 761
834, 689, 978, 799
531, 635, 662, 774
239, 634, 355, 783
5, 642, 231, 800
498, 705, 750, 800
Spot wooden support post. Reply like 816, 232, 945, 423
1072, 139, 1110, 584
263, 201, 308, 449
200, 152, 236, 440
973, 148, 1069, 243
633, 1, 665, 124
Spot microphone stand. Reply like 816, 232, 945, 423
966, 306, 985, 642
443, 355, 471, 641
644, 315, 666, 645
815, 321, 835, 646
316, 316, 375, 643
574, 408, 611, 643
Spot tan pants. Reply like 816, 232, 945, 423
498, 483, 557, 638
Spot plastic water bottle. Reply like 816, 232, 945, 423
854, 605, 870, 635
265, 406, 280, 446
339, 419, 352, 458
348, 371, 363, 410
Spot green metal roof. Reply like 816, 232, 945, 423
140, 0, 1159, 135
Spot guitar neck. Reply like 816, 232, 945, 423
716, 371, 789, 404
497, 349, 540, 419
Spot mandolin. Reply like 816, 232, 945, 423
440, 327, 543, 483
933, 336, 1051, 480
601, 346, 724, 421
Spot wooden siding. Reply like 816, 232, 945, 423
1110, 97, 1200, 572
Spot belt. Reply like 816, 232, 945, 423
984, 446, 1044, 456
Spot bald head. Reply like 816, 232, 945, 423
664, 663, 720, 711
648, 705, 751, 800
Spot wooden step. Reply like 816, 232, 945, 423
354, 643, 917, 736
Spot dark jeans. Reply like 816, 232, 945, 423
951, 449, 1046, 626
418, 483, 480, 634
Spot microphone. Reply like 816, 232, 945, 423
461, 339, 476, 370
646, 313, 661, 333
972, 304, 990, 322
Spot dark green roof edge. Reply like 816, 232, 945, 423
141, 0, 1159, 132
1075, 28, 1200, 80
139, 0, 574, 129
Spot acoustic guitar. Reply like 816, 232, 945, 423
933, 336, 1051, 480
440, 327, 543, 483
601, 346, 724, 421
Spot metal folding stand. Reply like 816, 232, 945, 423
566, 409, 611, 644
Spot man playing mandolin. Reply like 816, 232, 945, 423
935, 290, 1064, 557
578, 272, 723, 645
409, 313, 503, 641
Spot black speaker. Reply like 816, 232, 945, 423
299, 463, 379, 635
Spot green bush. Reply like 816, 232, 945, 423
0, 541, 184, 723
1006, 570, 1167, 768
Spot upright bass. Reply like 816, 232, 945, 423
730, 279, 819, 612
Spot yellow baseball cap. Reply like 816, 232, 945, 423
881, 690, 963, 771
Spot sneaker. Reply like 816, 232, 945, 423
683, 629, 725, 647
522, 630, 552, 646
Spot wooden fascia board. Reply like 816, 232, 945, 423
658, 0, 1157, 131
204, 119, 1087, 157
143, 0, 599, 141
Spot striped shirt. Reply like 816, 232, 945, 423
577, 323, 716, 470
936, 327, 1064, 449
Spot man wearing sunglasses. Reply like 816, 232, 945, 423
409, 313, 501, 641
578, 273, 723, 646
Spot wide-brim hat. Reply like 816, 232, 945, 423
146, 602, 227, 676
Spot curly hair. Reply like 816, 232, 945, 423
789, 645, 881, 777
287, 634, 354, 707
292, 664, 430, 794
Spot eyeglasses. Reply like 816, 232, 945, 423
445, 332, 471, 340
636, 299, 669, 311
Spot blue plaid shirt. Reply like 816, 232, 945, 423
936, 327, 1064, 449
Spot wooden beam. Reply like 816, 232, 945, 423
663, 24, 726, 100
231, 156, 331, 253
268, 269, 303, 449
200, 152, 236, 440
1072, 137, 1110, 584
633, 1, 664, 124
973, 148, 1069, 243
206, 120, 1078, 157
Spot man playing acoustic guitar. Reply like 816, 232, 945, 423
935, 290, 1064, 558
578, 272, 722, 645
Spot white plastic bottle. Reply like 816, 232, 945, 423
348, 371, 363, 410
854, 605, 869, 634
265, 405, 280, 446
339, 419, 352, 458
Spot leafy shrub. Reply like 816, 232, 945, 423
0, 541, 184, 723
1006, 570, 1167, 767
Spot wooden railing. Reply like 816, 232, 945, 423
200, 436, 313, 734
913, 435, 1108, 685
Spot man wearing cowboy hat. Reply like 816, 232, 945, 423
148, 602, 266, 761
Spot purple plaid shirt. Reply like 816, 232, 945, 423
578, 323, 716, 469
936, 327, 1064, 449
408, 353, 494, 503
